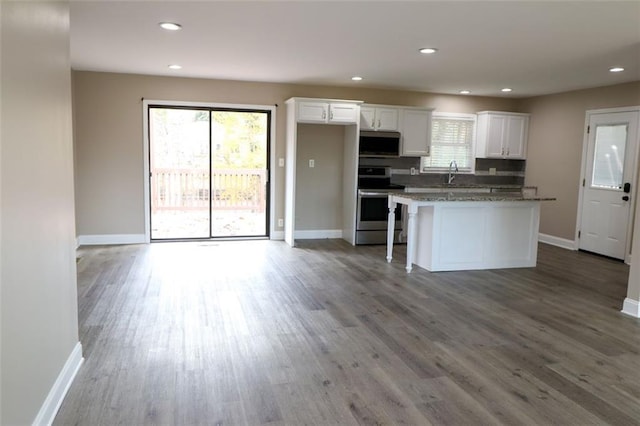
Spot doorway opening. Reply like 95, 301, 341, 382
147, 104, 271, 240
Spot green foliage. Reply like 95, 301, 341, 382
211, 111, 267, 169
150, 108, 268, 170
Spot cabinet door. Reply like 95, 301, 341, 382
297, 102, 328, 123
376, 108, 399, 131
504, 115, 528, 158
329, 103, 359, 124
400, 109, 432, 156
485, 115, 507, 157
360, 106, 376, 130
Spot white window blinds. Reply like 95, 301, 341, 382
421, 113, 476, 172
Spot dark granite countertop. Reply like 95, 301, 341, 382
404, 183, 522, 189
391, 192, 556, 202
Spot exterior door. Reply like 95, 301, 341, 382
149, 106, 270, 240
579, 110, 639, 260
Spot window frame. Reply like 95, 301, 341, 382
420, 112, 477, 174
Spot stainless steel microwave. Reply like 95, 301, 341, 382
358, 131, 401, 157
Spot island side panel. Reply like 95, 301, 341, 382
412, 201, 541, 272
431, 203, 487, 271
485, 202, 540, 268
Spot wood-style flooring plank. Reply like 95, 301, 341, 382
55, 240, 640, 425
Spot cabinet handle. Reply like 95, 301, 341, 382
378, 119, 381, 128
330, 111, 334, 120
501, 147, 505, 156
506, 148, 510, 156
322, 110, 326, 120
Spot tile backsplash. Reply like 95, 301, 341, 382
358, 156, 525, 187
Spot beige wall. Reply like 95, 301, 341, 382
295, 124, 346, 230
1, 2, 80, 424
72, 71, 517, 237
518, 81, 640, 240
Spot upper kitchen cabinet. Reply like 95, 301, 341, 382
360, 105, 399, 131
476, 111, 530, 159
399, 107, 434, 157
295, 99, 360, 124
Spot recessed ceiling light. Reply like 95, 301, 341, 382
351, 76, 363, 81
609, 67, 625, 73
501, 88, 513, 92
168, 64, 182, 70
459, 90, 471, 95
419, 48, 438, 54
159, 22, 182, 31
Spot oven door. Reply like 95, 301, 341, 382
357, 191, 403, 231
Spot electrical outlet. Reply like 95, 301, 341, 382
410, 167, 417, 175
309, 159, 315, 168
489, 167, 497, 175
278, 158, 285, 167
278, 218, 284, 227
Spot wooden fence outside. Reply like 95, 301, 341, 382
151, 168, 267, 212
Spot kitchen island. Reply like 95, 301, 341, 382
386, 191, 555, 272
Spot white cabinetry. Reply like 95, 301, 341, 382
285, 97, 362, 247
297, 100, 359, 124
400, 108, 433, 157
476, 111, 529, 159
387, 195, 541, 272
360, 106, 399, 131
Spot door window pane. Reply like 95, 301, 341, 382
150, 108, 210, 239
211, 111, 268, 237
592, 124, 628, 189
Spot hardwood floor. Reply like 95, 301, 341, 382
55, 240, 640, 425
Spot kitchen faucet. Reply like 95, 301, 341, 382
448, 160, 458, 184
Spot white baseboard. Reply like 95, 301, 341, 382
621, 298, 640, 318
77, 234, 146, 246
270, 231, 284, 240
538, 233, 576, 250
33, 342, 83, 426
294, 229, 342, 239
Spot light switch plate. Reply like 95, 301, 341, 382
278, 158, 285, 167
489, 167, 497, 175
309, 159, 315, 168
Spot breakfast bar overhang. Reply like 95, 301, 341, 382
386, 192, 556, 272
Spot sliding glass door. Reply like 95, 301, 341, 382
149, 106, 269, 240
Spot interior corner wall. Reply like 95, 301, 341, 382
1, 2, 80, 424
517, 81, 640, 241
72, 71, 517, 238
626, 182, 640, 311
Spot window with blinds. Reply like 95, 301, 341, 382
421, 113, 476, 173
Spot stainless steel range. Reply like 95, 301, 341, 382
356, 166, 404, 245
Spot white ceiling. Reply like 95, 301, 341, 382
70, 1, 640, 98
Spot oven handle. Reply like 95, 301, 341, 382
358, 190, 397, 197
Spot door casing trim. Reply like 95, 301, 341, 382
576, 106, 640, 264
142, 99, 276, 243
